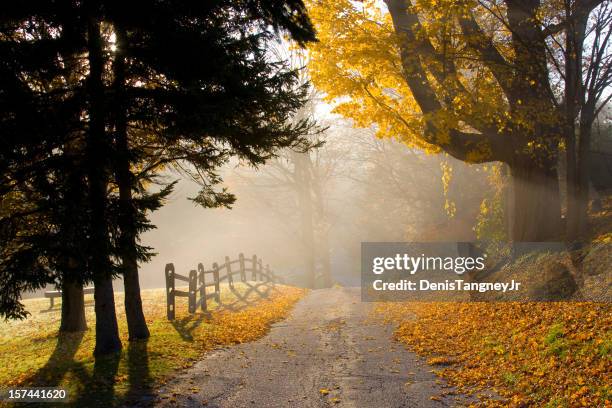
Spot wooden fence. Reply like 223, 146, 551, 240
164, 253, 283, 320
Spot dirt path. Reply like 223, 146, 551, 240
145, 287, 469, 407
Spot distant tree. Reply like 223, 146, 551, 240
230, 77, 338, 289
345, 133, 490, 241
560, 1, 612, 242
238, 136, 337, 289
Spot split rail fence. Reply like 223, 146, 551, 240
164, 253, 283, 320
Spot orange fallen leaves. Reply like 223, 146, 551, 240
377, 302, 611, 407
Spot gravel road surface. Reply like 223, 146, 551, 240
142, 287, 471, 407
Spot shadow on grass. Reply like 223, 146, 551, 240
124, 339, 154, 406
169, 282, 277, 340
71, 351, 121, 407
171, 313, 207, 341
30, 331, 85, 387
219, 282, 276, 312
28, 332, 153, 407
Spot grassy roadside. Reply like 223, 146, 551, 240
378, 301, 611, 407
0, 283, 305, 407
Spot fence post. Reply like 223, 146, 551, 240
239, 253, 246, 282
198, 263, 206, 312
188, 269, 197, 314
258, 259, 263, 281
265, 264, 271, 282
165, 263, 175, 320
251, 255, 257, 280
225, 256, 234, 289
213, 262, 221, 303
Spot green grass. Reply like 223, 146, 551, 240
597, 334, 611, 359
0, 282, 305, 407
543, 323, 569, 357
502, 371, 518, 386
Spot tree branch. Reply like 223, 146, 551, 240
384, 0, 508, 163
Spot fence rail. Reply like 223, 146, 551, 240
164, 253, 283, 320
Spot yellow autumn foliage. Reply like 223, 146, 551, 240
306, 0, 565, 163
307, 0, 433, 149
306, 0, 502, 148
378, 301, 611, 407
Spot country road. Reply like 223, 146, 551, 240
143, 287, 471, 407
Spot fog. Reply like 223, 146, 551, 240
136, 118, 493, 290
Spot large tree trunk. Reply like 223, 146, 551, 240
58, 47, 88, 333
563, 8, 588, 244
117, 160, 150, 341
567, 113, 594, 246
576, 119, 593, 238
58, 167, 88, 332
93, 278, 122, 355
122, 262, 149, 340
566, 125, 579, 242
87, 15, 122, 356
112, 25, 150, 341
564, 63, 579, 243
509, 158, 562, 242
60, 279, 87, 332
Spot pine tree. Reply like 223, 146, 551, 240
1, 0, 319, 355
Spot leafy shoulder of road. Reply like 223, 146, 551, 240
379, 300, 611, 407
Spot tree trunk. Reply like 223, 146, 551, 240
509, 158, 562, 242
60, 279, 87, 332
566, 125, 579, 242
112, 25, 150, 341
58, 167, 88, 331
93, 278, 122, 355
293, 152, 316, 289
58, 44, 88, 333
87, 15, 122, 356
319, 230, 333, 288
576, 119, 592, 239
564, 8, 587, 244
122, 263, 149, 340
311, 163, 332, 288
